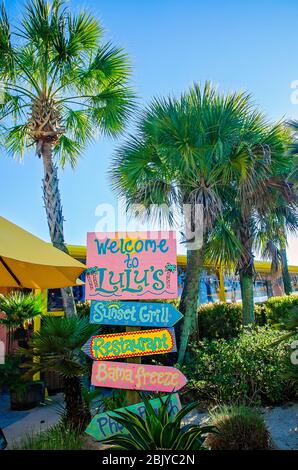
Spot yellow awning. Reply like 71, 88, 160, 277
0, 216, 86, 289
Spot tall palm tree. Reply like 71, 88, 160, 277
22, 315, 99, 430
287, 120, 298, 187
208, 151, 297, 324
259, 204, 298, 296
111, 82, 277, 364
0, 0, 135, 316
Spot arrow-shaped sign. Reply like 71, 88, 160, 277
85, 393, 181, 441
91, 361, 187, 393
82, 328, 176, 361
90, 301, 183, 327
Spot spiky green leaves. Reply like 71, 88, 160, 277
0, 290, 44, 328
21, 315, 100, 379
102, 393, 215, 450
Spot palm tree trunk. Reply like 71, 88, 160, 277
178, 247, 203, 365
239, 271, 255, 324
41, 141, 77, 316
238, 224, 255, 325
266, 279, 274, 298
280, 248, 292, 295
7, 325, 12, 354
63, 376, 91, 431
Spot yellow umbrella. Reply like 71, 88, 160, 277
0, 216, 86, 289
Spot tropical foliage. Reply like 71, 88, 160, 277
102, 393, 215, 450
0, 291, 44, 352
198, 302, 243, 340
111, 81, 295, 363
264, 294, 298, 325
21, 315, 99, 430
272, 306, 298, 386
184, 326, 296, 406
206, 128, 296, 326
0, 0, 135, 315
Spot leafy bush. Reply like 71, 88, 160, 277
194, 295, 298, 340
254, 303, 268, 326
102, 393, 215, 450
264, 294, 298, 325
198, 302, 242, 340
12, 423, 85, 450
204, 406, 273, 450
196, 302, 268, 340
272, 306, 298, 386
184, 327, 296, 406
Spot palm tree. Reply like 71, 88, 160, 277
22, 315, 99, 430
287, 120, 298, 187
0, 291, 44, 353
0, 0, 135, 316
260, 213, 297, 296
111, 82, 277, 364
209, 148, 297, 324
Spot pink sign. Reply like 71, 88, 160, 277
91, 361, 187, 393
85, 231, 178, 300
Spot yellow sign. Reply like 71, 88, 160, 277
82, 328, 177, 360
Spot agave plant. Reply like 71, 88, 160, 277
102, 393, 215, 450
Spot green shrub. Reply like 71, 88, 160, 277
204, 406, 273, 450
264, 294, 298, 325
196, 302, 268, 340
254, 303, 267, 326
185, 327, 296, 406
198, 302, 242, 340
12, 423, 86, 450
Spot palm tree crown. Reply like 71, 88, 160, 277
0, 0, 135, 316
0, 0, 134, 163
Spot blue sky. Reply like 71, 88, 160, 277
1, 0, 298, 262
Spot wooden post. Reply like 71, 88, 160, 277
125, 326, 141, 405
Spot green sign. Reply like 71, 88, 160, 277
85, 393, 181, 441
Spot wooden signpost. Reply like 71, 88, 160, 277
82, 328, 177, 361
90, 300, 183, 327
85, 393, 181, 441
82, 231, 186, 439
91, 361, 187, 392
